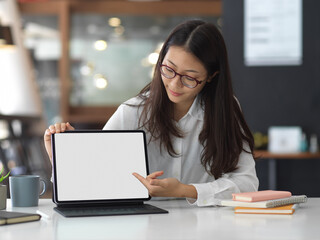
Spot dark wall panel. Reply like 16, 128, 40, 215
222, 0, 320, 196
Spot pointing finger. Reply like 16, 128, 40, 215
132, 173, 149, 188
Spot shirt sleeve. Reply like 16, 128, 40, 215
187, 145, 259, 207
103, 99, 140, 130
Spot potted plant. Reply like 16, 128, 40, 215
0, 167, 10, 210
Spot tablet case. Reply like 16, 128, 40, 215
51, 130, 168, 217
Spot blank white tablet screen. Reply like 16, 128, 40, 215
53, 131, 149, 201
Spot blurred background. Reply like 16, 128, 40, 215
0, 0, 319, 198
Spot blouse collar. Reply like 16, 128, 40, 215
185, 95, 204, 121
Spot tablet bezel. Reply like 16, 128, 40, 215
51, 130, 151, 206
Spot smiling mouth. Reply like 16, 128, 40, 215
169, 89, 182, 97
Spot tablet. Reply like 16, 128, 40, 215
51, 130, 150, 205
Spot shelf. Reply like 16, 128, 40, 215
254, 150, 320, 159
19, 1, 222, 15
18, 0, 222, 125
68, 1, 222, 15
0, 114, 41, 122
67, 106, 118, 125
19, 2, 62, 15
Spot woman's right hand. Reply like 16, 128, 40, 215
44, 122, 75, 163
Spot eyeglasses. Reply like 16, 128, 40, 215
160, 64, 204, 89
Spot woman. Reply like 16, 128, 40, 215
44, 20, 258, 206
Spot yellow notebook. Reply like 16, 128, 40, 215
234, 204, 296, 215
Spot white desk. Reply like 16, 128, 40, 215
1, 198, 319, 240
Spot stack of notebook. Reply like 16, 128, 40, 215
220, 190, 307, 215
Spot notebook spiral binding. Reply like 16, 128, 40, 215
265, 195, 307, 208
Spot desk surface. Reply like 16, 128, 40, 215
1, 198, 318, 240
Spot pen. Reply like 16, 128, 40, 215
36, 210, 51, 220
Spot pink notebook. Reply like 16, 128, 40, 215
232, 190, 292, 202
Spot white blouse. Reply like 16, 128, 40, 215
103, 96, 259, 206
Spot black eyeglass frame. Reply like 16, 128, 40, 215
159, 64, 204, 89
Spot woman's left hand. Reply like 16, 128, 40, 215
132, 171, 197, 199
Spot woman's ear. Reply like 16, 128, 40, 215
207, 71, 219, 83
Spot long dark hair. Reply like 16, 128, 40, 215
138, 20, 254, 179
